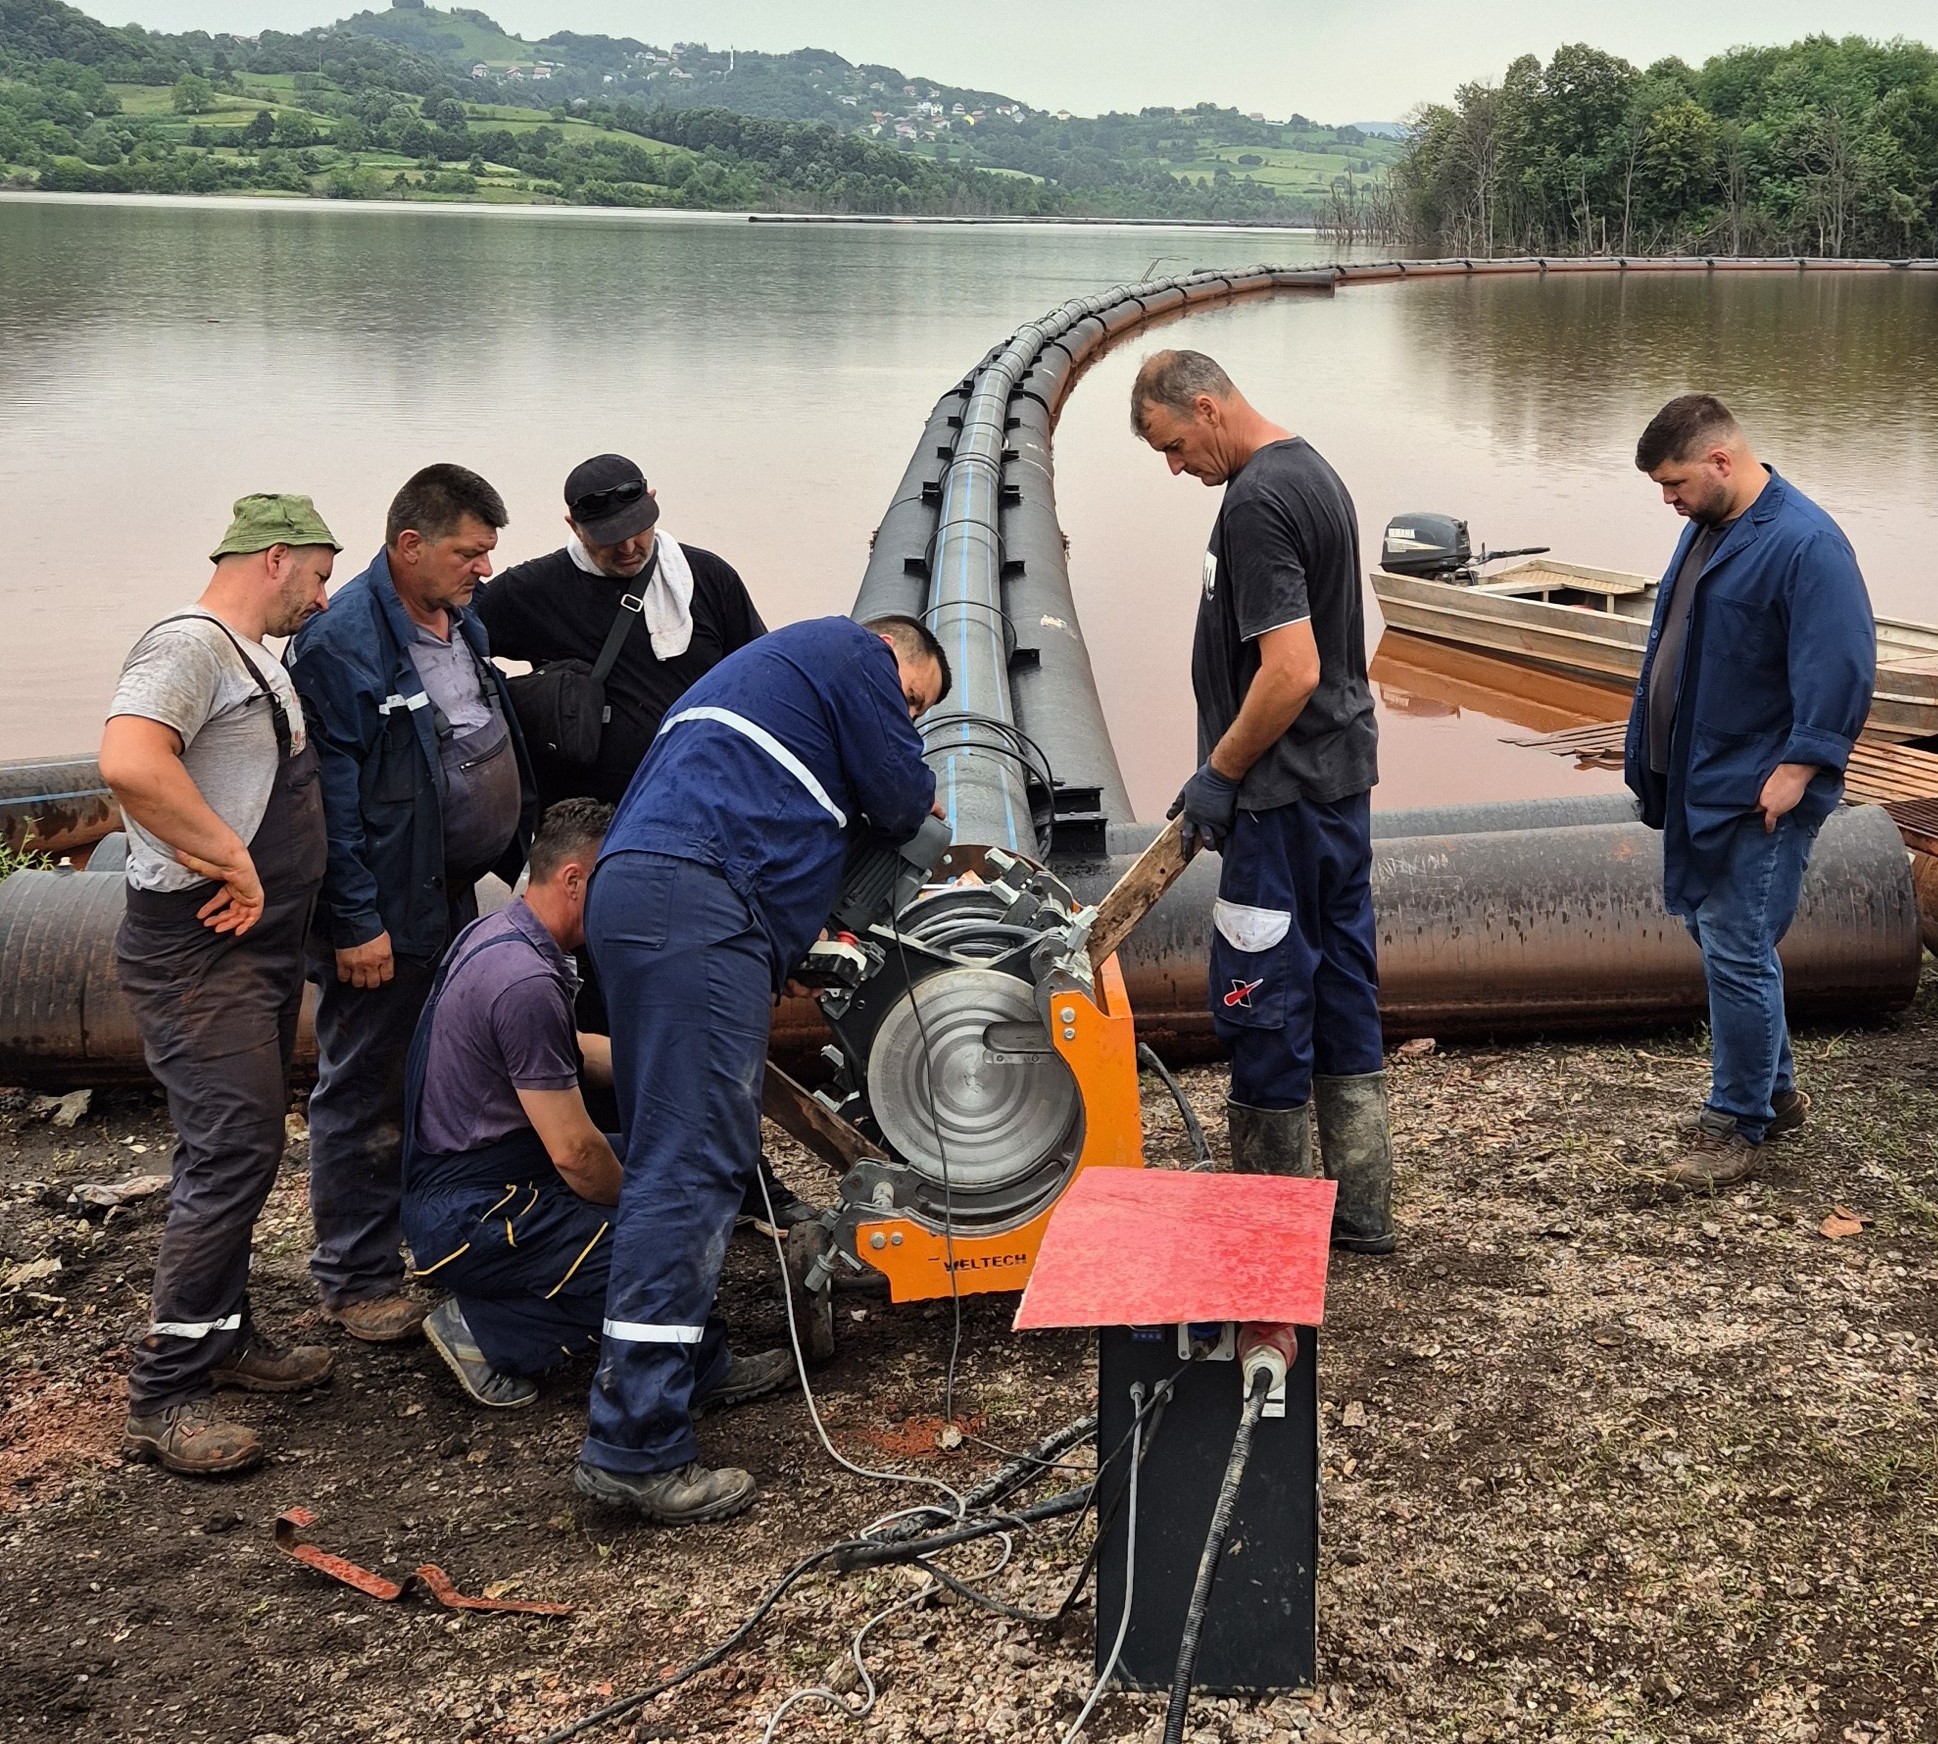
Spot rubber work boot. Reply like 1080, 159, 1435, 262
1664, 1113, 1763, 1191
124, 1399, 264, 1477
1226, 1097, 1316, 1177
694, 1347, 795, 1418
422, 1298, 538, 1410
211, 1335, 336, 1394
323, 1293, 425, 1344
573, 1459, 757, 1527
1312, 1072, 1397, 1255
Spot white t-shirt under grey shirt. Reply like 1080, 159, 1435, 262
108, 609, 306, 894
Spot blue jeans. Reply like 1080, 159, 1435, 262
580, 852, 768, 1476
1685, 812, 1818, 1144
1209, 794, 1383, 1110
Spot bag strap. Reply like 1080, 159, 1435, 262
150, 611, 294, 758
589, 547, 660, 688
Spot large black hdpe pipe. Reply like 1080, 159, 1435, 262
1, 757, 116, 858
1047, 803, 1921, 1063
2, 802, 1915, 1086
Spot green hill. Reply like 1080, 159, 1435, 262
0, 0, 1397, 219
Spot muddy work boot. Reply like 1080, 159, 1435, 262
573, 1459, 757, 1526
323, 1292, 425, 1344
1312, 1072, 1397, 1255
694, 1347, 795, 1418
423, 1298, 538, 1410
211, 1335, 336, 1394
1226, 1098, 1315, 1177
1664, 1113, 1764, 1191
124, 1399, 264, 1477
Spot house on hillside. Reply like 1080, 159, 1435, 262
470, 63, 488, 79
532, 64, 552, 81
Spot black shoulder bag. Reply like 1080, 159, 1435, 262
502, 552, 657, 767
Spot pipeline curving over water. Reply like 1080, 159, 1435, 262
839, 260, 1924, 1055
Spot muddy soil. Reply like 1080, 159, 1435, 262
2, 973, 1934, 1744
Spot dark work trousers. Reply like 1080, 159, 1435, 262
403, 1129, 614, 1376
1210, 794, 1383, 1111
117, 741, 326, 1412
580, 850, 770, 1476
305, 945, 439, 1308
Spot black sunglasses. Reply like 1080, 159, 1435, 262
569, 478, 647, 523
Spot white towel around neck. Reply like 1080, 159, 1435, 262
567, 530, 695, 660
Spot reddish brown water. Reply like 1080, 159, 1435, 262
3, 199, 1931, 819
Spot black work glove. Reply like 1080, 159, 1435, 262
1167, 761, 1240, 857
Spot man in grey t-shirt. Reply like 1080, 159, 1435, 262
100, 494, 341, 1478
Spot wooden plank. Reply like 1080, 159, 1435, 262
761, 1063, 885, 1176
1087, 815, 1193, 973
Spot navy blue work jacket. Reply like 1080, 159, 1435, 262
1623, 470, 1874, 914
289, 550, 537, 959
599, 616, 937, 987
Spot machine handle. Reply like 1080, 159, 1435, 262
1086, 815, 1193, 972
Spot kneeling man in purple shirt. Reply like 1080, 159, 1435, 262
400, 799, 625, 1408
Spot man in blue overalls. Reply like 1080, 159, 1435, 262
574, 614, 949, 1526
1133, 349, 1392, 1253
1625, 395, 1874, 1190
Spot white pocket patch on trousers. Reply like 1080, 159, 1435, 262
1212, 899, 1291, 953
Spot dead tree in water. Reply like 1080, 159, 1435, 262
1320, 172, 1400, 250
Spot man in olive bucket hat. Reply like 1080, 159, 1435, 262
100, 493, 341, 1476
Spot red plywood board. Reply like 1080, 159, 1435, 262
1013, 1169, 1336, 1331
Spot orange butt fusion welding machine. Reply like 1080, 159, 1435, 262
778, 818, 1150, 1356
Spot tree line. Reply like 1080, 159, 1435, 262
1392, 35, 1938, 258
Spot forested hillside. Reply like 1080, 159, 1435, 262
1394, 37, 1938, 256
0, 0, 1393, 219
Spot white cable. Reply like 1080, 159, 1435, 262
758, 1165, 968, 1512
1054, 1397, 1143, 1744
758, 1574, 935, 1744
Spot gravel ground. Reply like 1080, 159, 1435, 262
1, 968, 1934, 1744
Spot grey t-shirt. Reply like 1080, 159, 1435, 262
108, 609, 305, 893
1647, 520, 1730, 774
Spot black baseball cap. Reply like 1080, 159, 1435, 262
564, 453, 660, 546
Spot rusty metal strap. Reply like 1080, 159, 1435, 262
274, 1508, 572, 1616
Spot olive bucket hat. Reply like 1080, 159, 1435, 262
209, 493, 342, 562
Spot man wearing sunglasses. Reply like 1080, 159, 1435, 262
476, 454, 765, 814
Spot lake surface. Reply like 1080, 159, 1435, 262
4, 195, 1933, 821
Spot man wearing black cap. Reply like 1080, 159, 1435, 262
477, 455, 766, 812
476, 459, 813, 1232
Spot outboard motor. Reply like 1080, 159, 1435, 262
1380, 514, 1549, 585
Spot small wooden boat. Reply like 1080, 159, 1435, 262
1370, 559, 1938, 744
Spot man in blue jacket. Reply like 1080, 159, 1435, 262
1624, 395, 1874, 1190
573, 614, 948, 1527
290, 465, 537, 1342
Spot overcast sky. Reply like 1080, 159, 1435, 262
94, 1, 1935, 121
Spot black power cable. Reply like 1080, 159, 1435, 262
1160, 1369, 1273, 1744
1137, 1043, 1211, 1168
